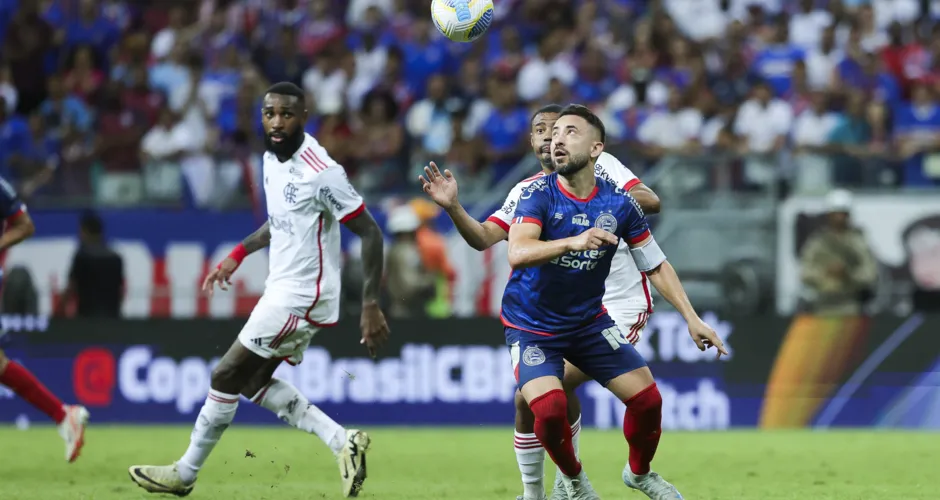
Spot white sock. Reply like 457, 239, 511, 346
514, 431, 545, 499
571, 414, 582, 458
252, 378, 346, 455
177, 389, 239, 484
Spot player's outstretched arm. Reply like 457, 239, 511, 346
343, 208, 390, 358
419, 161, 506, 250
628, 183, 661, 214
507, 223, 617, 269
0, 210, 35, 251
203, 221, 270, 296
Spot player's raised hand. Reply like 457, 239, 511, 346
202, 257, 239, 298
359, 301, 390, 359
418, 161, 459, 210
688, 317, 729, 359
569, 227, 619, 251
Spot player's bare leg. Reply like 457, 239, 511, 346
547, 361, 591, 500
243, 359, 370, 497
129, 341, 269, 497
606, 367, 683, 500
521, 376, 599, 500
0, 349, 88, 462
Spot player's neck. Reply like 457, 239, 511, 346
558, 168, 596, 199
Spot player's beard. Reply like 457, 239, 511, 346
264, 127, 305, 158
556, 152, 591, 177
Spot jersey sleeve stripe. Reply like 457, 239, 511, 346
5, 207, 25, 224
622, 178, 641, 191
301, 149, 329, 172
628, 229, 651, 244
339, 203, 366, 223
513, 216, 542, 227
486, 215, 510, 232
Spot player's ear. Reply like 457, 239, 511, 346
591, 141, 604, 158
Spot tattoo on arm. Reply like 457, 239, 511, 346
344, 210, 384, 304
242, 221, 271, 254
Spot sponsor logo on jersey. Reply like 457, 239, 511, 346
283, 183, 299, 204
550, 249, 608, 271
594, 211, 618, 233
288, 167, 303, 179
522, 346, 545, 366
320, 186, 344, 212
572, 213, 590, 227
554, 212, 564, 220
520, 179, 548, 200
269, 216, 295, 235
501, 200, 516, 215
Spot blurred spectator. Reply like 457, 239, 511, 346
751, 18, 805, 96
57, 211, 124, 318
63, 46, 105, 102
637, 86, 702, 160
303, 46, 348, 114
400, 17, 446, 97
353, 89, 405, 196
13, 112, 58, 198
789, 0, 833, 51
38, 73, 93, 146
95, 85, 145, 175
895, 80, 940, 187
829, 90, 874, 187
734, 81, 793, 185
252, 27, 306, 87
122, 65, 163, 128
783, 60, 812, 116
3, 0, 55, 112
151, 6, 187, 61
478, 73, 529, 180
665, 0, 726, 42
0, 64, 17, 113
0, 97, 31, 179
799, 189, 877, 315
410, 198, 455, 318
141, 104, 212, 206
385, 205, 435, 319
65, 0, 121, 63
406, 73, 455, 162
572, 44, 618, 106
805, 25, 841, 90
517, 29, 576, 103
793, 91, 839, 193
297, 0, 345, 56
347, 30, 390, 110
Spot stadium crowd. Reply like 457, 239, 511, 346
0, 0, 939, 211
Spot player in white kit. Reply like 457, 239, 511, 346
418, 104, 661, 500
129, 83, 390, 498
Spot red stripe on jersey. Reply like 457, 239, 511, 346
486, 215, 510, 232
640, 273, 653, 313
300, 150, 322, 172
304, 217, 338, 327
623, 178, 642, 191
340, 203, 366, 223
307, 148, 331, 171
514, 216, 542, 227
628, 229, 651, 245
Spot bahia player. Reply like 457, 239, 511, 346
419, 103, 660, 500
504, 105, 727, 500
0, 176, 88, 462
128, 83, 390, 498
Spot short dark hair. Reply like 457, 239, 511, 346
80, 210, 103, 236
265, 82, 305, 101
531, 103, 562, 123
558, 104, 606, 144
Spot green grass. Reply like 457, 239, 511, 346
0, 426, 937, 499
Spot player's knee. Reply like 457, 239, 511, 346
627, 383, 662, 414
529, 389, 567, 424
210, 362, 240, 391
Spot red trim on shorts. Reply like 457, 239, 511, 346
556, 177, 598, 202
640, 273, 653, 313
269, 315, 299, 349
622, 178, 642, 191
340, 203, 366, 223
208, 393, 239, 404
486, 215, 510, 232
303, 218, 339, 327
281, 357, 300, 366
500, 314, 554, 337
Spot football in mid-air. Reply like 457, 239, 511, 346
430, 0, 495, 43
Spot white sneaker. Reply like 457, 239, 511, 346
337, 429, 371, 497
561, 469, 600, 500
128, 463, 195, 497
57, 405, 88, 463
549, 467, 567, 500
623, 467, 684, 499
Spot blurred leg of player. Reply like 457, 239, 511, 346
129, 299, 371, 498
0, 349, 88, 462
512, 329, 601, 500
549, 304, 649, 498
566, 325, 683, 500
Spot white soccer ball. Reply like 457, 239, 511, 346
430, 0, 495, 43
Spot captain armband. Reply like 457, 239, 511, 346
629, 235, 667, 272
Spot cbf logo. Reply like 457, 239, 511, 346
522, 346, 545, 366
283, 182, 299, 204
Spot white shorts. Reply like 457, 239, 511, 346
605, 297, 651, 345
238, 295, 321, 365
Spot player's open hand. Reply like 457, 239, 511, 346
688, 317, 729, 359
360, 301, 390, 359
202, 258, 239, 298
569, 227, 619, 252
418, 161, 459, 210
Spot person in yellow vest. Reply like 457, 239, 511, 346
410, 198, 455, 317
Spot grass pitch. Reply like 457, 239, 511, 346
0, 426, 936, 499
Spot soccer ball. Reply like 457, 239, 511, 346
430, 0, 495, 43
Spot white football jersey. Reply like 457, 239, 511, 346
262, 134, 365, 325
487, 151, 652, 311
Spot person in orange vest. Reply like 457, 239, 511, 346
410, 198, 455, 317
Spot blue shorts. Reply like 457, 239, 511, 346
505, 321, 647, 389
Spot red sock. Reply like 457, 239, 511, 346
0, 361, 67, 423
530, 389, 582, 477
623, 383, 663, 475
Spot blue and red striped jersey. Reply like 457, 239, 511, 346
501, 172, 650, 335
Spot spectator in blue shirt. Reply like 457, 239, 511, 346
751, 18, 805, 96
38, 73, 93, 144
895, 80, 940, 187
400, 17, 446, 97
0, 96, 30, 178
477, 73, 528, 180
65, 0, 120, 64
